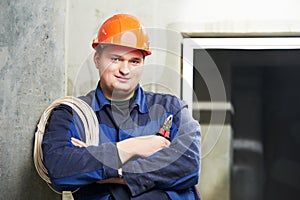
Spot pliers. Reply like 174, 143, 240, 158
156, 115, 173, 141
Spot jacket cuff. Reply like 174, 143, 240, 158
122, 163, 155, 196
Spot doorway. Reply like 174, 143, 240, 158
210, 49, 300, 200
182, 37, 300, 200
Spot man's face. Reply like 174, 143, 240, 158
94, 45, 144, 100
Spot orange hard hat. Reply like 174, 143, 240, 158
92, 14, 151, 56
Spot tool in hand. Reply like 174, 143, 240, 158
156, 115, 173, 141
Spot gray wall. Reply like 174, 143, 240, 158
0, 1, 65, 199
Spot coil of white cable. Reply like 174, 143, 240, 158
33, 96, 99, 193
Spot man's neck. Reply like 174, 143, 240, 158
109, 93, 135, 103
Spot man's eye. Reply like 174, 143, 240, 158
131, 60, 140, 65
111, 57, 119, 62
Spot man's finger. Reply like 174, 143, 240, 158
71, 137, 87, 147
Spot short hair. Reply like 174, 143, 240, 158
95, 44, 145, 59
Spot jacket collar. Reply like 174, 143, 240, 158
91, 83, 149, 114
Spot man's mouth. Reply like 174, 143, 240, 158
115, 75, 130, 82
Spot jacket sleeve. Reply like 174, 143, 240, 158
122, 102, 201, 196
42, 105, 120, 192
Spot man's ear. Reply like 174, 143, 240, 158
94, 52, 100, 69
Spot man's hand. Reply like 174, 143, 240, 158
96, 177, 126, 185
71, 137, 87, 147
117, 135, 170, 164
71, 135, 171, 164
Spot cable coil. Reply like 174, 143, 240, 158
33, 96, 99, 193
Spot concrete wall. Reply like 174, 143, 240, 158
198, 125, 232, 200
0, 0, 65, 199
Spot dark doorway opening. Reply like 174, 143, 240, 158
206, 49, 300, 200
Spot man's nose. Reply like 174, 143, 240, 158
119, 61, 130, 75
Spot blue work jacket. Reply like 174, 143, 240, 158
42, 84, 201, 199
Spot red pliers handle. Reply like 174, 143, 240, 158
156, 115, 173, 141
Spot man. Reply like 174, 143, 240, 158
42, 14, 201, 199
